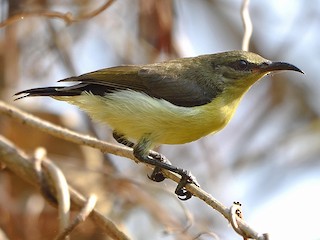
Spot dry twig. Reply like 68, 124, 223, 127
241, 0, 252, 51
55, 195, 97, 240
0, 0, 115, 28
33, 147, 71, 237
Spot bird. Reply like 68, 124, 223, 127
15, 50, 303, 199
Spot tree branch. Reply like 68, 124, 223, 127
0, 100, 268, 239
241, 0, 252, 51
0, 0, 115, 28
55, 195, 97, 240
0, 134, 130, 240
33, 147, 71, 236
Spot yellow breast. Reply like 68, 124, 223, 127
56, 89, 243, 145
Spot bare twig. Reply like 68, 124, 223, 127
0, 0, 115, 28
76, 0, 115, 21
230, 202, 248, 240
55, 195, 97, 240
0, 101, 133, 160
192, 231, 220, 240
34, 148, 71, 236
241, 0, 252, 51
0, 100, 268, 239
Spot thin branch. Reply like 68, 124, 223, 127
55, 195, 97, 240
76, 0, 115, 21
34, 148, 71, 235
0, 101, 133, 159
230, 202, 248, 240
0, 0, 115, 28
0, 100, 268, 239
192, 231, 220, 240
241, 0, 252, 51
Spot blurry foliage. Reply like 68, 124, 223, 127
0, 0, 319, 239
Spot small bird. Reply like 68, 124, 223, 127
16, 50, 303, 199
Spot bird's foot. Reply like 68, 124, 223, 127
148, 166, 166, 182
147, 151, 171, 182
148, 151, 199, 200
174, 170, 199, 200
133, 142, 199, 200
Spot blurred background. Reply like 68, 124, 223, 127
0, 0, 319, 239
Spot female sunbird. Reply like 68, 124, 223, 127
16, 50, 303, 199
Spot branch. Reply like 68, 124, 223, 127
55, 195, 97, 240
0, 0, 115, 28
0, 100, 268, 239
0, 135, 129, 240
33, 147, 71, 236
241, 0, 253, 51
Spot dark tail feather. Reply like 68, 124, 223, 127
15, 83, 113, 101
14, 86, 82, 100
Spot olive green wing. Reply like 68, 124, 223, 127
137, 67, 218, 107
59, 65, 147, 92
16, 65, 219, 107
60, 65, 218, 107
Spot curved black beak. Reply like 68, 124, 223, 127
260, 61, 304, 74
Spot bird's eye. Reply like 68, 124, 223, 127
237, 60, 248, 71
227, 59, 249, 72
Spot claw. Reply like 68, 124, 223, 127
174, 171, 199, 200
175, 187, 193, 201
134, 143, 198, 200
148, 166, 166, 182
149, 151, 172, 165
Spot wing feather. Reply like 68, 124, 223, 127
58, 64, 218, 107
18, 58, 221, 107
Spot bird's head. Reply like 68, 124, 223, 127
206, 50, 303, 92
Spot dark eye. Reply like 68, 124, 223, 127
237, 60, 248, 71
228, 59, 249, 71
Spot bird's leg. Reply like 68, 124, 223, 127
112, 131, 135, 148
133, 136, 199, 200
147, 150, 172, 182
113, 131, 198, 200
113, 131, 168, 182
148, 150, 199, 200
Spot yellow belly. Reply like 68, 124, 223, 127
56, 90, 240, 145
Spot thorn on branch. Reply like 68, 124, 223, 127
230, 201, 248, 239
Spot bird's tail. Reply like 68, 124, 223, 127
14, 84, 88, 100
